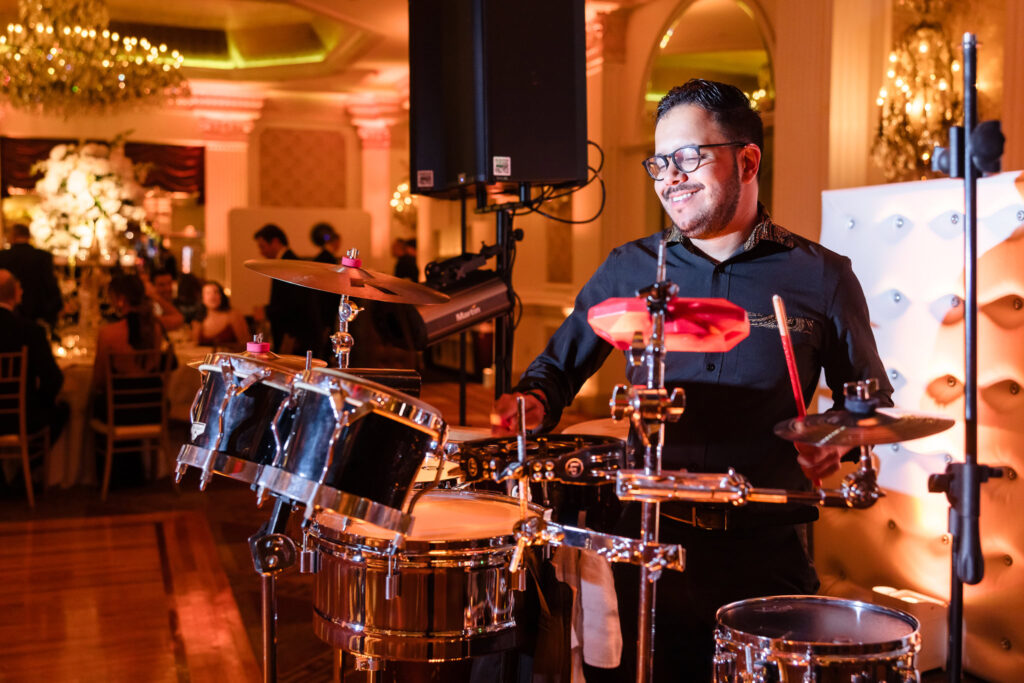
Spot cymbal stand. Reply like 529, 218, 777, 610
248, 497, 297, 683
608, 238, 686, 683
331, 248, 364, 369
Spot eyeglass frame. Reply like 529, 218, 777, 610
641, 141, 751, 180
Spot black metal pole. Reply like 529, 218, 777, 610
459, 194, 468, 425
494, 207, 514, 398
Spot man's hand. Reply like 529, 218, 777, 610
794, 442, 845, 483
491, 392, 546, 436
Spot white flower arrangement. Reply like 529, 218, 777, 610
29, 138, 150, 260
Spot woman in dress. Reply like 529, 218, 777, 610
191, 280, 249, 349
92, 273, 166, 395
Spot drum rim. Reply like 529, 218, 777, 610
257, 464, 413, 533
197, 352, 304, 385
304, 367, 444, 426
312, 488, 545, 552
715, 595, 921, 655
177, 443, 262, 486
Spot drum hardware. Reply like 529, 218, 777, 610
200, 359, 271, 489
456, 434, 628, 487
248, 497, 297, 683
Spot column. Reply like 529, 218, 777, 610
348, 98, 403, 265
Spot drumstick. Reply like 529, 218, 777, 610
772, 295, 820, 489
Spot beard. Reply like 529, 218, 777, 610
667, 160, 742, 240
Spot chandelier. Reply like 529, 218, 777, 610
0, 0, 188, 118
871, 0, 961, 181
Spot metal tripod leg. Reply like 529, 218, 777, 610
249, 498, 297, 683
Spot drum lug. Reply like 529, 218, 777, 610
353, 654, 381, 672
712, 649, 736, 682
752, 654, 780, 683
299, 549, 320, 574
174, 463, 188, 484
384, 542, 402, 599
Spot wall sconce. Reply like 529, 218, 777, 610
872, 0, 961, 182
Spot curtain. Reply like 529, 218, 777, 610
1, 136, 205, 203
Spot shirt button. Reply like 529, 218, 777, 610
706, 363, 716, 372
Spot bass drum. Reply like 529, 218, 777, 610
714, 595, 920, 682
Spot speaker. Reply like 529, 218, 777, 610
408, 0, 588, 198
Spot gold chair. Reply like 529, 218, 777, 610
89, 348, 173, 501
0, 346, 51, 509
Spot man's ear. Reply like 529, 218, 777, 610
740, 144, 761, 184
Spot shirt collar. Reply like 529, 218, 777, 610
665, 202, 797, 254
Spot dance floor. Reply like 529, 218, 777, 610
0, 511, 259, 682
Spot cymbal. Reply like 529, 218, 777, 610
588, 296, 749, 353
774, 408, 955, 447
244, 259, 449, 305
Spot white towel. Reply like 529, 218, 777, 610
551, 546, 622, 680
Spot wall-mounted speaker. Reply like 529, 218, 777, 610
408, 0, 588, 198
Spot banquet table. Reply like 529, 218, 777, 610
47, 342, 211, 489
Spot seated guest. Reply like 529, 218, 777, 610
143, 267, 185, 332
173, 273, 204, 324
92, 273, 170, 405
0, 223, 63, 331
191, 281, 249, 349
0, 269, 68, 441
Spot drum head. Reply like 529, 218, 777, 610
317, 489, 539, 546
717, 595, 919, 653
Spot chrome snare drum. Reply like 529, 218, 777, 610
257, 367, 447, 532
310, 489, 544, 662
176, 346, 309, 489
714, 596, 920, 682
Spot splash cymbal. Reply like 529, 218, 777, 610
245, 259, 449, 304
774, 409, 955, 447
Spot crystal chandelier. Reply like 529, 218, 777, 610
871, 0, 961, 181
0, 0, 188, 118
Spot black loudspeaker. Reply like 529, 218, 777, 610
408, 0, 588, 198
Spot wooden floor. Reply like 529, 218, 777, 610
0, 512, 259, 682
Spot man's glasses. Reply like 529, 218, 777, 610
641, 141, 750, 180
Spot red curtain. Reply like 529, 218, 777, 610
1, 136, 205, 203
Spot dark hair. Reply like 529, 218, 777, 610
203, 280, 231, 311
254, 223, 288, 246
150, 266, 174, 281
10, 223, 30, 240
656, 79, 763, 153
310, 222, 338, 247
175, 273, 203, 305
405, 238, 416, 250
108, 273, 158, 350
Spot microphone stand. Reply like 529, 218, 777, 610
926, 32, 1005, 681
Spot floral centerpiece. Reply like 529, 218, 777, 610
29, 138, 149, 262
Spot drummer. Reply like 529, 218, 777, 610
491, 78, 892, 680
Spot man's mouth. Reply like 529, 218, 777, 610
665, 187, 700, 203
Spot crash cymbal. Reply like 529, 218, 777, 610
773, 409, 955, 447
588, 296, 749, 352
245, 259, 449, 305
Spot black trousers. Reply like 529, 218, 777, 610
582, 504, 819, 683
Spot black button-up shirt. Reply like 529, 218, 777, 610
515, 206, 892, 492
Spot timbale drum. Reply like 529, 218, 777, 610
714, 595, 920, 682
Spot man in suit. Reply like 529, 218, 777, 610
0, 269, 69, 442
253, 224, 320, 354
0, 223, 62, 331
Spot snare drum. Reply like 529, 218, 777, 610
257, 367, 446, 532
310, 489, 544, 661
176, 349, 307, 489
714, 595, 920, 682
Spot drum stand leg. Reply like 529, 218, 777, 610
248, 498, 297, 683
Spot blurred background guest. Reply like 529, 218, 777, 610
0, 223, 63, 333
392, 237, 418, 281
173, 273, 205, 324
142, 267, 185, 332
92, 273, 169, 399
253, 224, 320, 355
191, 281, 249, 349
310, 222, 342, 359
0, 269, 68, 442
